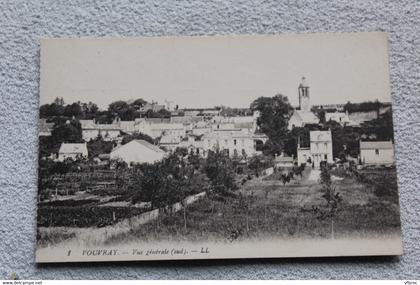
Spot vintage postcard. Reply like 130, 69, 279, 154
36, 32, 402, 263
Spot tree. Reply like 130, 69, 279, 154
282, 124, 317, 157
87, 135, 115, 158
79, 102, 99, 119
39, 103, 65, 118
108, 101, 135, 121
64, 102, 82, 118
38, 135, 55, 159
130, 152, 204, 230
121, 132, 156, 145
248, 155, 272, 177
95, 110, 114, 124
145, 109, 171, 119
131, 98, 148, 109
53, 97, 65, 106
51, 120, 83, 146
250, 94, 292, 154
204, 149, 236, 195
312, 108, 326, 124
162, 154, 197, 229
360, 110, 394, 141
344, 100, 381, 113
313, 165, 342, 239
130, 163, 167, 209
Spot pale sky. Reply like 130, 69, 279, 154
40, 32, 392, 110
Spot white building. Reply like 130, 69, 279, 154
191, 121, 211, 136
325, 112, 350, 126
360, 141, 394, 165
200, 129, 268, 158
80, 119, 121, 141
288, 77, 320, 130
110, 140, 166, 166
212, 111, 259, 133
179, 135, 204, 155
297, 130, 333, 167
118, 120, 136, 134
134, 119, 186, 139
58, 143, 88, 161
159, 135, 182, 152
151, 123, 186, 138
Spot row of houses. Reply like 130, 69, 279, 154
48, 77, 395, 167
78, 112, 259, 140
72, 108, 265, 159
56, 135, 395, 168
53, 108, 268, 164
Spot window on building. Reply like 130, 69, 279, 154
234, 139, 237, 146
375, 149, 379, 155
225, 140, 228, 146
324, 154, 328, 160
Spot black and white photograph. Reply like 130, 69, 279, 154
36, 32, 402, 262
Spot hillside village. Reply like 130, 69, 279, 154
37, 78, 400, 245
39, 77, 395, 168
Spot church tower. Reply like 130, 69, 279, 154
298, 76, 310, 111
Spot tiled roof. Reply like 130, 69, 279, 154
134, 140, 166, 153
59, 143, 88, 154
160, 135, 181, 144
171, 116, 192, 124
234, 122, 254, 129
296, 110, 319, 124
151, 123, 185, 130
360, 141, 393, 150
145, 118, 170, 124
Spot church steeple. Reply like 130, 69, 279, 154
298, 76, 310, 111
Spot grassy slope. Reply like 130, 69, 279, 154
104, 167, 401, 245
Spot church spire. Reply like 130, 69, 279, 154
298, 76, 310, 111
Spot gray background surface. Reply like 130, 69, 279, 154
0, 0, 419, 280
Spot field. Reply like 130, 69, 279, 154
37, 163, 401, 247
37, 168, 151, 229
100, 166, 401, 245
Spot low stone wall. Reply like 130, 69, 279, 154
39, 191, 207, 247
